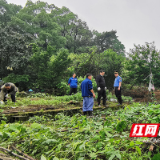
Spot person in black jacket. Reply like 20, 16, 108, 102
96, 70, 107, 107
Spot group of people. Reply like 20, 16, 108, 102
68, 70, 123, 116
0, 71, 122, 115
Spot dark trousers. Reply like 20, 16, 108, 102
83, 111, 92, 116
69, 88, 77, 95
97, 87, 106, 105
4, 94, 16, 102
115, 87, 122, 104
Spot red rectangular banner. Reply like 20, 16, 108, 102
130, 124, 159, 137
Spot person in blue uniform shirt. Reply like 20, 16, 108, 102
114, 71, 123, 105
68, 73, 78, 95
81, 73, 96, 116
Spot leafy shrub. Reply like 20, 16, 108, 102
56, 81, 70, 96
121, 96, 133, 103
27, 93, 50, 98
116, 120, 127, 132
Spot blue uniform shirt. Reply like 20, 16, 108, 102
114, 76, 122, 87
81, 78, 93, 97
68, 77, 78, 88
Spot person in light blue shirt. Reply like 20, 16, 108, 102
114, 71, 123, 105
68, 73, 78, 95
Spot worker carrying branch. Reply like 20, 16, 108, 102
0, 83, 18, 104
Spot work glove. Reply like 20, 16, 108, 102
97, 87, 101, 91
105, 87, 107, 90
0, 101, 4, 105
5, 94, 8, 98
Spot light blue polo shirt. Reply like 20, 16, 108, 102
114, 76, 122, 87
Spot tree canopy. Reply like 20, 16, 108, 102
2, 0, 160, 95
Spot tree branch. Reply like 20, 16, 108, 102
0, 147, 28, 160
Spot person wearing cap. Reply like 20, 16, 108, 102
68, 73, 78, 95
0, 82, 18, 104
114, 71, 123, 105
96, 70, 107, 107
81, 73, 96, 116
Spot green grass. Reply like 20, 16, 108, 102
0, 92, 133, 109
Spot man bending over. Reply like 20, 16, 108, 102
0, 83, 18, 104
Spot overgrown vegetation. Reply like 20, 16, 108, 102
0, 101, 160, 159
0, 91, 134, 110
1, 0, 160, 159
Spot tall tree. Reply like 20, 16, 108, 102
93, 30, 125, 56
68, 47, 124, 90
0, 26, 33, 79
123, 42, 160, 87
10, 0, 66, 51
51, 6, 93, 53
0, 0, 22, 27
30, 44, 71, 89
99, 49, 125, 89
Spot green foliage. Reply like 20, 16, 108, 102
10, 0, 66, 51
55, 75, 97, 95
93, 30, 125, 55
100, 49, 125, 89
123, 42, 160, 88
0, 0, 126, 93
121, 95, 133, 103
0, 0, 22, 27
3, 73, 29, 90
0, 26, 33, 79
1, 102, 158, 159
152, 153, 160, 160
116, 120, 127, 132
56, 81, 70, 95
68, 48, 125, 90
51, 6, 93, 53
27, 93, 50, 98
29, 45, 71, 90
3, 73, 29, 83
